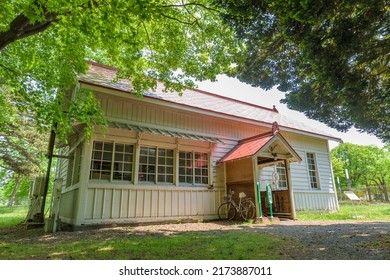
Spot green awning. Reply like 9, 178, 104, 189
107, 121, 223, 143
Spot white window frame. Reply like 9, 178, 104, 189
306, 152, 320, 189
89, 140, 210, 188
275, 163, 288, 190
89, 141, 135, 182
178, 151, 209, 186
138, 146, 174, 184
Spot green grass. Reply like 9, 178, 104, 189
0, 205, 28, 227
297, 202, 390, 221
1, 202, 390, 260
0, 230, 284, 260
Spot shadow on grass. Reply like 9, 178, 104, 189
1, 220, 390, 260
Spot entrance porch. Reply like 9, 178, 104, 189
218, 122, 302, 220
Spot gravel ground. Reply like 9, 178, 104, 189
128, 219, 390, 260
2, 219, 390, 260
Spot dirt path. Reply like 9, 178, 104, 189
1, 220, 390, 260
109, 219, 390, 260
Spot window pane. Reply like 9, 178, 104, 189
101, 161, 111, 171
94, 141, 103, 150
114, 152, 123, 161
123, 173, 132, 181
115, 144, 124, 152
103, 152, 112, 160
104, 142, 113, 152
93, 151, 102, 160
113, 162, 122, 171
113, 172, 122, 180
125, 145, 133, 153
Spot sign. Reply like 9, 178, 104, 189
344, 191, 360, 201
265, 183, 273, 218
266, 184, 273, 204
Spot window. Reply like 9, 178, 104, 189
89, 140, 210, 187
275, 164, 288, 189
138, 147, 174, 183
179, 151, 209, 185
90, 141, 134, 181
306, 152, 319, 189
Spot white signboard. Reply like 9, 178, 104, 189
344, 191, 360, 201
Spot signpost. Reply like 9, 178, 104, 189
266, 183, 273, 218
337, 177, 342, 201
344, 191, 363, 218
345, 169, 352, 191
256, 182, 263, 219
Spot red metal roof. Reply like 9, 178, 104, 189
219, 132, 274, 163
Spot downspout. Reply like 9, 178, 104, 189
39, 122, 57, 224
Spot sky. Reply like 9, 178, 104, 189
197, 75, 384, 150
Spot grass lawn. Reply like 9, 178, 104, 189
0, 230, 284, 260
0, 205, 285, 260
1, 203, 389, 260
0, 205, 28, 227
297, 202, 390, 221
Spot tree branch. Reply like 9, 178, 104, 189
158, 2, 221, 14
159, 12, 198, 25
0, 12, 58, 51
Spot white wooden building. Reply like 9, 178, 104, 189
56, 62, 341, 226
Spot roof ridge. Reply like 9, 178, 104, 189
87, 60, 119, 71
238, 131, 274, 144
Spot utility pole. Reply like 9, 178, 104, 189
337, 177, 342, 201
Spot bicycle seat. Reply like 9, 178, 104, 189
239, 192, 246, 198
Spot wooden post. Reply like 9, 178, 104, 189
285, 160, 296, 220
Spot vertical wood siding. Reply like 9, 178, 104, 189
294, 191, 338, 211
284, 134, 338, 211
83, 186, 224, 224
95, 92, 270, 141
59, 188, 78, 223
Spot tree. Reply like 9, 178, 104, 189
331, 143, 390, 201
369, 147, 390, 201
0, 0, 238, 141
0, 91, 47, 206
216, 0, 389, 142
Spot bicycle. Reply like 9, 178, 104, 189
217, 189, 256, 221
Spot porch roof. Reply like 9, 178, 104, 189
219, 133, 274, 163
218, 128, 302, 163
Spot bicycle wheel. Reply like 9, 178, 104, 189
218, 202, 236, 220
240, 199, 256, 221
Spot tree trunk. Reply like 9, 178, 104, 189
366, 186, 372, 202
7, 175, 23, 207
382, 184, 389, 202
